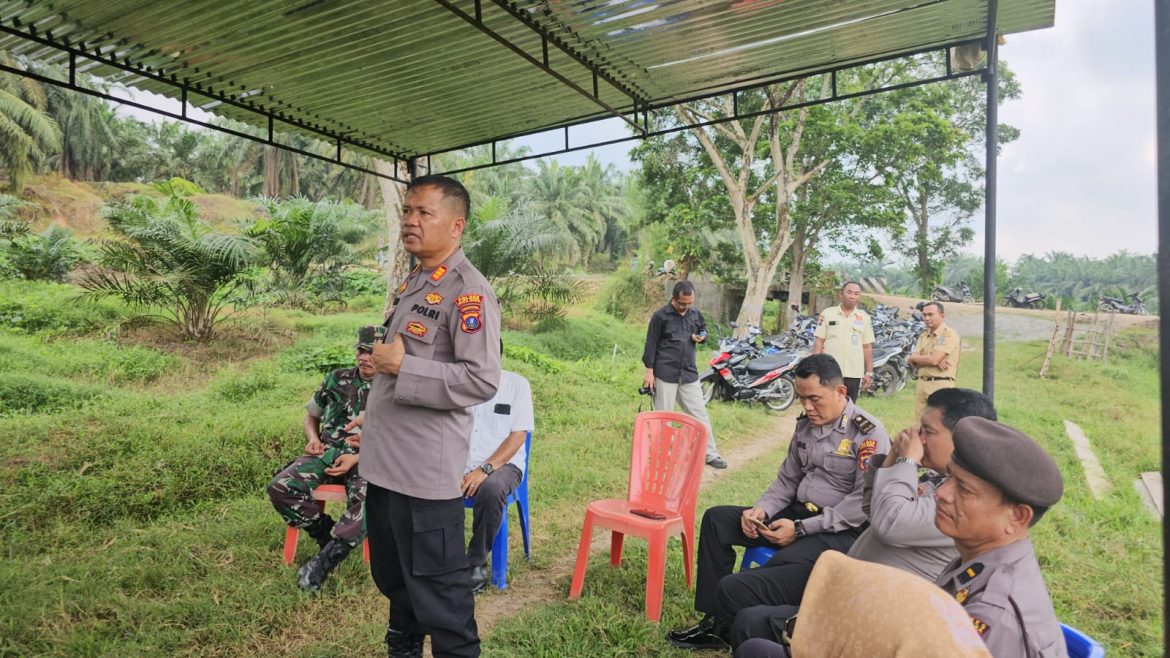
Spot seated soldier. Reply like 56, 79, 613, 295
932, 416, 1066, 657
667, 354, 890, 650
461, 351, 534, 594
267, 326, 381, 591
727, 388, 997, 648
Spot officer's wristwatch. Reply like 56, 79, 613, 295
793, 519, 806, 539
480, 462, 494, 476
893, 456, 920, 468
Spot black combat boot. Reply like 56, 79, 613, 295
296, 538, 353, 591
304, 514, 335, 549
385, 627, 424, 658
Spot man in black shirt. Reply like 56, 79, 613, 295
642, 280, 726, 468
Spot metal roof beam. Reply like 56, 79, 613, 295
0, 20, 414, 165
431, 42, 984, 177
428, 0, 645, 141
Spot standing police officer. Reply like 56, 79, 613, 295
666, 354, 889, 650
358, 175, 501, 658
812, 281, 874, 401
908, 301, 961, 417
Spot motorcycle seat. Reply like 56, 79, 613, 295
746, 352, 796, 375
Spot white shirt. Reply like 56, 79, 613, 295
464, 370, 535, 475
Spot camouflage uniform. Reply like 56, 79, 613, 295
268, 366, 371, 547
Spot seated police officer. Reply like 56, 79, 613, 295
667, 354, 890, 650
933, 417, 1066, 657
726, 387, 996, 649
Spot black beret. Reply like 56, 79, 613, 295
950, 416, 1064, 508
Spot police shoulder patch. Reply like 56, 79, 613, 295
857, 438, 878, 471
456, 293, 484, 334
430, 265, 448, 282
959, 563, 984, 584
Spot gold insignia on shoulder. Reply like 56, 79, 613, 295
397, 280, 408, 294
851, 414, 876, 434
430, 265, 448, 282
971, 617, 989, 636
955, 588, 969, 605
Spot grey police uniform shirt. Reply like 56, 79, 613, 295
850, 456, 958, 580
754, 400, 891, 535
935, 538, 1068, 658
360, 247, 502, 500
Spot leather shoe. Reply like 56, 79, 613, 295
706, 456, 728, 469
469, 565, 489, 594
666, 615, 730, 650
385, 628, 424, 658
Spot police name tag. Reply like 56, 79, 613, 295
851, 334, 859, 345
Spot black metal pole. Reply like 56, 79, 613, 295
982, 0, 1000, 400
1154, 0, 1170, 653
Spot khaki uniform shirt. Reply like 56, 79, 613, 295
360, 248, 502, 500
914, 323, 961, 379
813, 306, 875, 378
851, 456, 957, 580
935, 538, 1068, 658
754, 400, 890, 535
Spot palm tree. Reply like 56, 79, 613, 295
79, 180, 258, 341
0, 51, 61, 194
42, 75, 116, 181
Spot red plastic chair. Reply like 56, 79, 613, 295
568, 411, 709, 621
282, 483, 370, 565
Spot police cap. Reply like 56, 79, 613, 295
356, 325, 385, 351
950, 416, 1064, 508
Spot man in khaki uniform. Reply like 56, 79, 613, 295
908, 302, 960, 417
812, 281, 874, 401
358, 175, 502, 658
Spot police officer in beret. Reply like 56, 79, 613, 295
933, 416, 1066, 657
667, 354, 890, 650
356, 175, 501, 658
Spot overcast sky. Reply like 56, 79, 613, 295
120, 1, 1155, 261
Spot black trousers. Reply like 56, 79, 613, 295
366, 484, 479, 658
843, 377, 860, 402
467, 464, 522, 567
729, 604, 799, 649
694, 505, 861, 621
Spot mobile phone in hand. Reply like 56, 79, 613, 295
749, 517, 770, 531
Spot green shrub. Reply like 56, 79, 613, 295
598, 269, 658, 321
0, 280, 126, 334
0, 372, 104, 415
0, 334, 175, 384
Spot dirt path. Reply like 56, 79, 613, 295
870, 293, 1157, 342
461, 410, 798, 644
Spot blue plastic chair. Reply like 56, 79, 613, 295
464, 431, 531, 590
1061, 623, 1105, 658
739, 545, 777, 571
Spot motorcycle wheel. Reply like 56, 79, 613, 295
1136, 306, 1148, 316
1029, 299, 1045, 310
701, 377, 717, 404
962, 294, 976, 304
762, 376, 796, 412
930, 290, 945, 302
1097, 302, 1113, 313
871, 365, 899, 398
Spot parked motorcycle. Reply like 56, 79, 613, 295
930, 282, 975, 304
1004, 287, 1047, 309
699, 326, 801, 411
1097, 292, 1147, 315
865, 335, 915, 398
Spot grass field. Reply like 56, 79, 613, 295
0, 279, 1162, 657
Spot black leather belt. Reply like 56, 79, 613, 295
921, 376, 955, 382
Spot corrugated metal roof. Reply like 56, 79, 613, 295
0, 0, 1054, 160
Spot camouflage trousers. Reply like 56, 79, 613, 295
267, 455, 367, 547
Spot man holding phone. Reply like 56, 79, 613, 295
641, 280, 726, 468
667, 354, 889, 650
